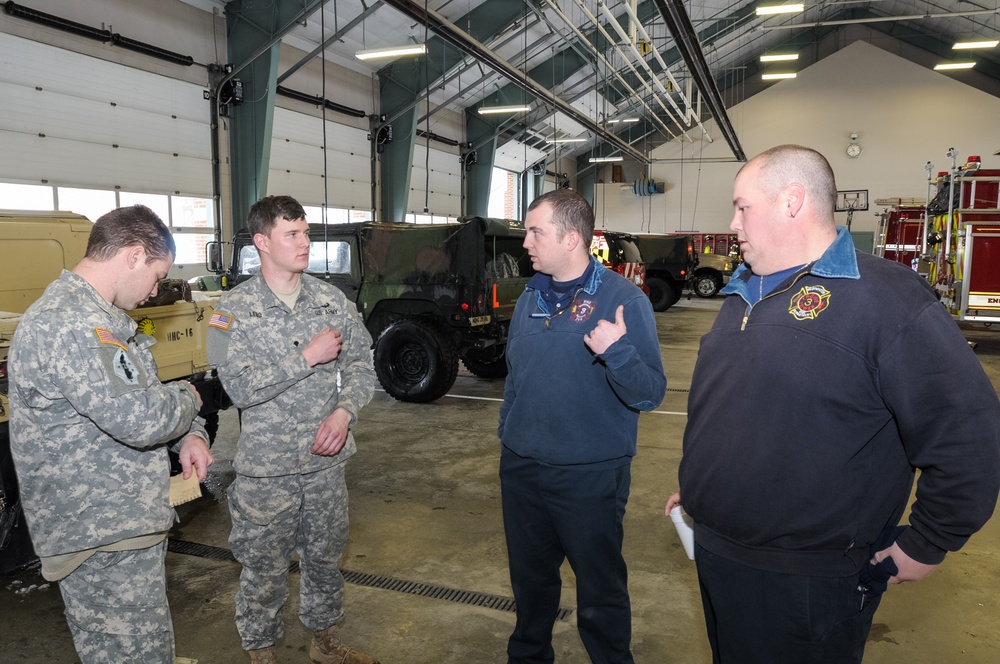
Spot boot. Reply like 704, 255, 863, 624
248, 646, 278, 664
309, 626, 380, 664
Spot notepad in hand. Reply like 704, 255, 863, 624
169, 472, 202, 507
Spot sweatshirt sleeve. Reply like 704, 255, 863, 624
879, 302, 1000, 564
599, 294, 667, 411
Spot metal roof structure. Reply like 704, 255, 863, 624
186, 0, 1000, 167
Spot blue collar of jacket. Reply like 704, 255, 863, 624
721, 226, 860, 298
527, 256, 606, 317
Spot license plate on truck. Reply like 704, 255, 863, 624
468, 315, 490, 326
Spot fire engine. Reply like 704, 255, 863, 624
876, 150, 1000, 323
874, 198, 926, 268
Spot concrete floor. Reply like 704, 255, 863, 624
3, 296, 1000, 663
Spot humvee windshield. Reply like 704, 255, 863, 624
238, 240, 354, 276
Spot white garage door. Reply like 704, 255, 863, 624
408, 142, 461, 218
0, 32, 211, 196
268, 106, 372, 212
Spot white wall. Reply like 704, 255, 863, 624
594, 39, 1000, 235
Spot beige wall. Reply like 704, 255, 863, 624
593, 39, 1000, 236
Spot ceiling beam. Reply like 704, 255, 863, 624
380, 0, 648, 164
652, 0, 746, 161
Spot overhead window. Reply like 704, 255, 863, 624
0, 183, 54, 210
57, 187, 116, 223
488, 168, 520, 220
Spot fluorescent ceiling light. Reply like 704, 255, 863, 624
355, 44, 427, 61
762, 72, 797, 80
478, 105, 531, 115
589, 156, 624, 163
760, 53, 799, 62
606, 118, 640, 124
545, 138, 587, 144
953, 40, 999, 50
934, 62, 976, 70
756, 4, 804, 16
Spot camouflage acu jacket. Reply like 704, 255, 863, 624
206, 273, 375, 477
8, 271, 205, 557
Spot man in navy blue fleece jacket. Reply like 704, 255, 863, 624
498, 189, 666, 664
667, 145, 1000, 663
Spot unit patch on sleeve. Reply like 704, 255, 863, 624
112, 348, 140, 385
788, 285, 831, 320
208, 311, 233, 331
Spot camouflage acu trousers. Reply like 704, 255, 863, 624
58, 541, 173, 664
228, 465, 349, 651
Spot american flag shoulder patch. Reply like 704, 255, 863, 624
95, 327, 128, 351
208, 311, 233, 331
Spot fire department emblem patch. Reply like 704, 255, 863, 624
571, 298, 596, 323
788, 285, 831, 320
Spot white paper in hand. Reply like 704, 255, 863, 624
670, 506, 695, 560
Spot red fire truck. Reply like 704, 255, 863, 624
924, 152, 1000, 323
874, 198, 926, 268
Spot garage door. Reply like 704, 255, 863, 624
0, 32, 211, 196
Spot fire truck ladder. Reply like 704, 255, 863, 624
874, 197, 924, 260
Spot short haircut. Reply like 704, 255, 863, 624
747, 144, 838, 215
247, 195, 307, 237
86, 205, 175, 263
527, 189, 595, 244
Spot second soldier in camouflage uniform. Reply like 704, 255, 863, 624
8, 205, 212, 664
207, 195, 378, 664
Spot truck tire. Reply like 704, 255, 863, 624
1, 423, 39, 573
462, 345, 509, 379
646, 276, 681, 311
375, 319, 459, 402
692, 273, 722, 298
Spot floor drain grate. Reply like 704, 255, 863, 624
169, 539, 237, 563
168, 539, 573, 621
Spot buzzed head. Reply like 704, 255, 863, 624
731, 145, 841, 275
742, 144, 838, 220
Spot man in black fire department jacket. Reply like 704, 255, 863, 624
667, 144, 1000, 663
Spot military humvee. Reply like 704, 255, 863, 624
209, 217, 533, 403
690, 252, 736, 298
630, 234, 698, 311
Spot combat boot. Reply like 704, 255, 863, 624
309, 626, 380, 664
248, 646, 278, 664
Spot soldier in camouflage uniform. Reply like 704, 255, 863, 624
206, 196, 378, 664
8, 205, 213, 664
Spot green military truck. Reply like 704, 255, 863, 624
0, 210, 227, 573
631, 234, 698, 311
209, 216, 533, 403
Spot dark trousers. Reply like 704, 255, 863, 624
695, 544, 882, 664
500, 448, 634, 664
